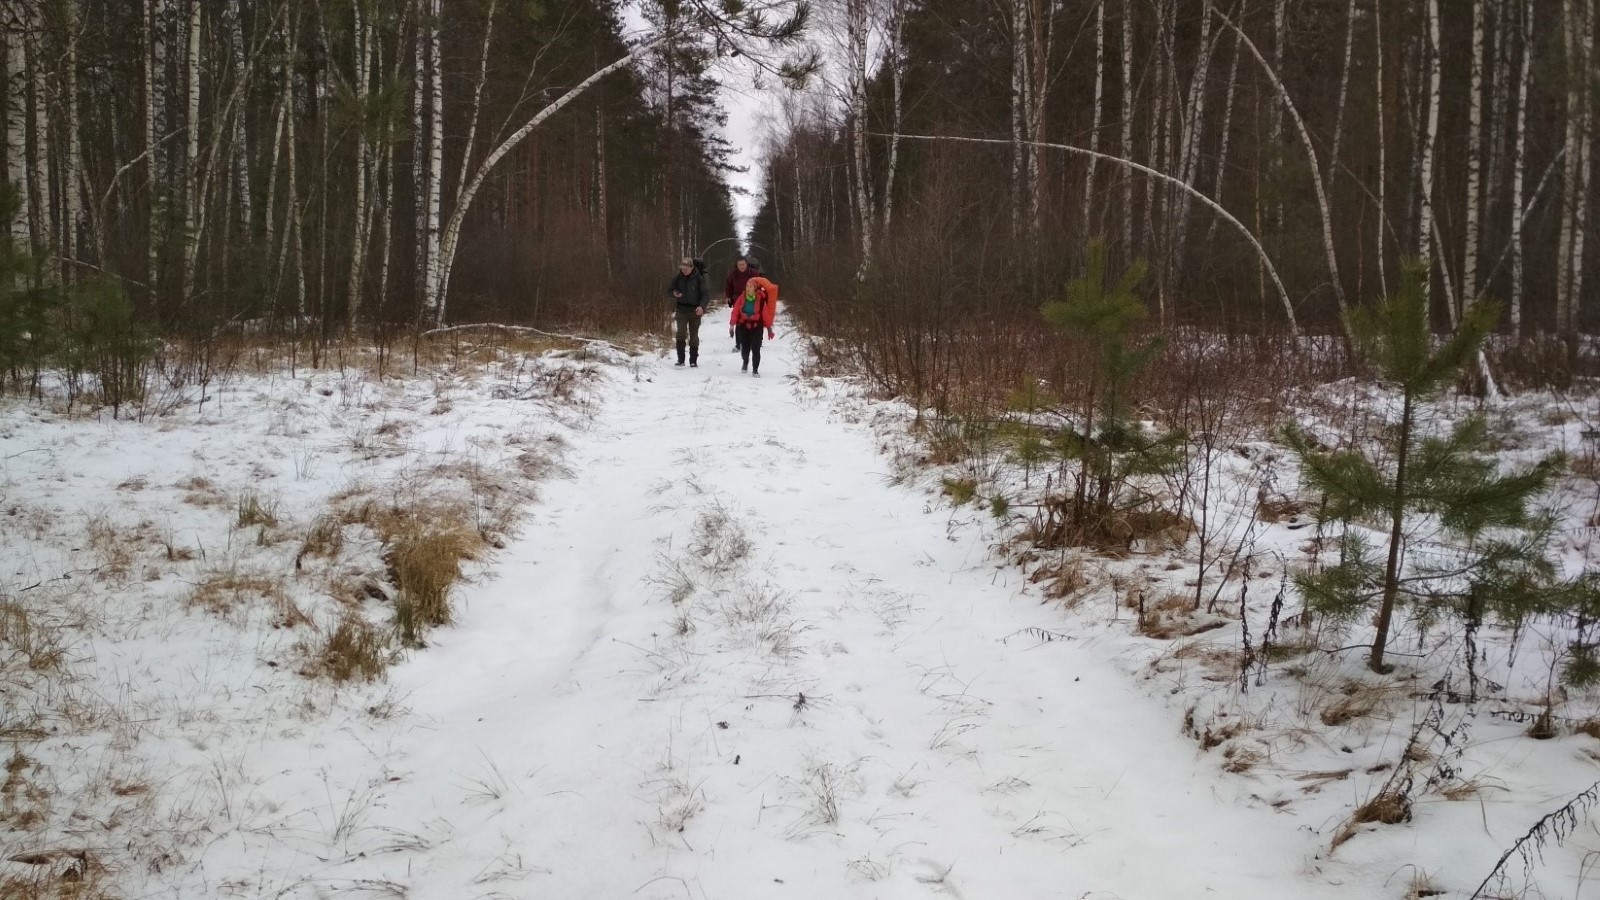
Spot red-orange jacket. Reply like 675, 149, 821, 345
730, 276, 778, 329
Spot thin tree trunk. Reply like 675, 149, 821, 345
1563, 0, 1595, 332
1375, 0, 1389, 296
882, 0, 906, 236
453, 0, 496, 212
423, 0, 444, 322
227, 0, 251, 238
1083, 0, 1105, 240
62, 0, 83, 276
145, 0, 161, 294
1010, 0, 1027, 236
1511, 0, 1532, 336
1168, 4, 1218, 297
180, 0, 201, 304
347, 3, 372, 331
1329, 0, 1358, 187
849, 0, 873, 277
1120, 0, 1133, 258
1419, 0, 1444, 317
27, 16, 53, 276
1268, 0, 1286, 230
1206, 19, 1242, 246
1464, 0, 1486, 299
281, 18, 304, 317
6, 12, 31, 253
1371, 391, 1414, 674
1026, 0, 1053, 239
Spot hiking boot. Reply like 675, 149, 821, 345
675, 360, 685, 367
690, 361, 698, 368
740, 361, 748, 372
752, 370, 761, 377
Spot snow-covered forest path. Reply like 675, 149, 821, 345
232, 328, 1360, 899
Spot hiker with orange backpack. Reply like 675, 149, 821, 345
730, 275, 777, 376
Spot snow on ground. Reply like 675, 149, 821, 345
4, 320, 1600, 898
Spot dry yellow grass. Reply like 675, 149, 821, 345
187, 570, 309, 627
301, 612, 390, 683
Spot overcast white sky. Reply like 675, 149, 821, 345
618, 3, 858, 238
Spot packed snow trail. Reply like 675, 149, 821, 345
208, 325, 1364, 899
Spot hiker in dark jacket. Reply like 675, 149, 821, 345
668, 256, 708, 367
725, 256, 760, 350
724, 255, 758, 307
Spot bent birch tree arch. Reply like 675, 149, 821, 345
871, 131, 1301, 336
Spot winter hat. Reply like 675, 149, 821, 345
746, 257, 761, 270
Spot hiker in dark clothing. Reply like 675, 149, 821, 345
724, 255, 757, 307
725, 256, 759, 350
668, 256, 708, 367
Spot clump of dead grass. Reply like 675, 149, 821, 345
301, 612, 391, 682
1319, 680, 1400, 727
0, 598, 68, 672
295, 515, 345, 567
1330, 789, 1412, 850
1134, 590, 1225, 640
235, 491, 279, 529
187, 570, 309, 628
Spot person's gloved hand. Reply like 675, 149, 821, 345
729, 327, 736, 338
766, 328, 775, 340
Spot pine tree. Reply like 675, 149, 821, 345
1287, 261, 1564, 674
1036, 241, 1182, 548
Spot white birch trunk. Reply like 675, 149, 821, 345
6, 15, 30, 252
1418, 0, 1444, 316
1268, 0, 1286, 229
181, 0, 201, 302
1463, 0, 1486, 299
1082, 0, 1105, 239
881, 0, 906, 235
27, 17, 53, 275
1205, 22, 1242, 246
1329, 0, 1357, 187
1168, 5, 1217, 287
227, 0, 251, 236
848, 0, 873, 277
347, 3, 372, 329
145, 0, 160, 289
423, 0, 444, 322
1026, 0, 1053, 237
1558, 0, 1580, 332
1511, 0, 1532, 335
1564, 0, 1594, 330
1010, 0, 1027, 236
453, 0, 496, 211
62, 0, 82, 273
1120, 0, 1133, 257
1374, 0, 1388, 296
412, 0, 428, 307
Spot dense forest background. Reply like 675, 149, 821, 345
4, 0, 1598, 382
2, 0, 756, 339
752, 0, 1600, 395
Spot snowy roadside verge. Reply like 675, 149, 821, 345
790, 348, 1600, 899
0, 338, 628, 895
